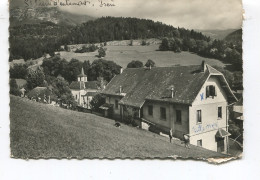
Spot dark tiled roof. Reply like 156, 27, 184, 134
102, 65, 237, 107
85, 92, 98, 96
14, 79, 27, 88
216, 128, 231, 138
69, 81, 85, 90
85, 81, 98, 89
27, 87, 49, 98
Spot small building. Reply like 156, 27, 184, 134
101, 62, 237, 153
69, 68, 99, 109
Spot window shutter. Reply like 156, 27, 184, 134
212, 86, 215, 97
206, 86, 210, 98
214, 86, 217, 96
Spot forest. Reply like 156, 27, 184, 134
9, 17, 242, 71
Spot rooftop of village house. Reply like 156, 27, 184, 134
102, 62, 237, 107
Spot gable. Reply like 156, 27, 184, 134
192, 76, 228, 106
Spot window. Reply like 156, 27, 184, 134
218, 106, 222, 119
206, 85, 217, 98
160, 107, 166, 120
148, 105, 153, 116
176, 110, 182, 124
75, 95, 77, 100
197, 139, 202, 147
197, 110, 202, 123
115, 100, 118, 109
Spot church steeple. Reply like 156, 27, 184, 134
81, 67, 85, 75
78, 67, 88, 82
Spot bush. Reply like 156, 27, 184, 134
90, 94, 105, 111
10, 79, 21, 96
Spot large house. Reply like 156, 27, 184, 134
101, 62, 237, 153
69, 68, 99, 109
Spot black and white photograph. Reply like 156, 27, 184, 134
8, 0, 243, 161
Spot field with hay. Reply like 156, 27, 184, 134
58, 43, 226, 68
10, 95, 227, 159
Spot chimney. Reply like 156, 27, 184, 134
201, 60, 207, 72
120, 67, 123, 74
119, 86, 122, 94
171, 86, 175, 98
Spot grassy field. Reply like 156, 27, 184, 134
59, 44, 226, 68
10, 95, 227, 159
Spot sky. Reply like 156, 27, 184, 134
9, 0, 243, 30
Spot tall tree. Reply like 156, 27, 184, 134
26, 67, 45, 90
145, 59, 156, 67
127, 60, 143, 68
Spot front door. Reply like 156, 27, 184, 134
217, 138, 225, 153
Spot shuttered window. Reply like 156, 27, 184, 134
206, 85, 217, 98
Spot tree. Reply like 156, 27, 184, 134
9, 79, 21, 96
42, 56, 68, 77
82, 60, 91, 76
90, 94, 105, 111
159, 38, 169, 51
145, 59, 155, 67
64, 58, 83, 82
141, 40, 147, 46
98, 47, 106, 58
9, 64, 28, 79
127, 60, 143, 68
51, 76, 77, 108
26, 67, 45, 90
88, 59, 121, 82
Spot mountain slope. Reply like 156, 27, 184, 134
197, 29, 238, 40
224, 29, 242, 44
10, 95, 227, 159
10, 6, 95, 27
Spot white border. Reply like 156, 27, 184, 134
1, 0, 260, 179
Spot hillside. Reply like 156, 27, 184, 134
10, 95, 227, 159
224, 29, 242, 44
197, 29, 238, 40
10, 7, 94, 27
58, 43, 226, 68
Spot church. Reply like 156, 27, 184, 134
69, 68, 99, 109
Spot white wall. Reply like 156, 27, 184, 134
189, 76, 228, 152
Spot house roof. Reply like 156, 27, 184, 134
14, 79, 27, 88
216, 128, 231, 138
69, 81, 85, 90
27, 87, 50, 98
85, 81, 98, 89
102, 64, 237, 108
84, 92, 98, 96
69, 81, 99, 90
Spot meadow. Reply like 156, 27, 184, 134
10, 95, 226, 159
59, 44, 226, 68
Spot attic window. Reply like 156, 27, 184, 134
206, 85, 217, 98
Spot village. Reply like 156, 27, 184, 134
9, 47, 243, 157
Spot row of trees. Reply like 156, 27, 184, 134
159, 37, 242, 71
41, 56, 121, 83
127, 59, 156, 68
